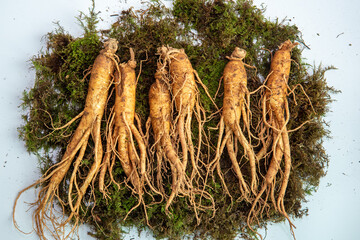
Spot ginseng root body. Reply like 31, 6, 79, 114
158, 47, 198, 176
247, 40, 299, 239
99, 49, 151, 220
149, 68, 184, 212
211, 47, 258, 200
13, 39, 118, 239
156, 46, 215, 223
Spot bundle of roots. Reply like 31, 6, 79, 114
14, 40, 309, 240
150, 46, 216, 223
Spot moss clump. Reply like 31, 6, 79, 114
19, 0, 337, 239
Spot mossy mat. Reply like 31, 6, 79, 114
19, 0, 337, 239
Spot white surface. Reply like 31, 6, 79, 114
0, 0, 359, 239
252, 1, 360, 240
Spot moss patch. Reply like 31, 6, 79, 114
19, 0, 337, 239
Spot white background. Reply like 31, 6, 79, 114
0, 0, 359, 239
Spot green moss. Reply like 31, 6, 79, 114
19, 0, 337, 239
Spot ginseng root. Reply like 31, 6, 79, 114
99, 49, 152, 220
157, 46, 205, 181
247, 40, 299, 239
148, 66, 185, 212
210, 47, 258, 200
156, 46, 215, 223
13, 39, 118, 239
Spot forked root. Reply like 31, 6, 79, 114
156, 46, 215, 218
13, 38, 119, 239
248, 40, 301, 240
210, 47, 258, 201
149, 76, 185, 213
99, 48, 156, 225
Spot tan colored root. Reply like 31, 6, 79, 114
99, 109, 119, 198
276, 102, 296, 236
37, 109, 84, 140
156, 47, 216, 222
165, 159, 181, 213
149, 78, 215, 220
185, 108, 200, 181
197, 103, 213, 167
277, 125, 296, 238
178, 115, 188, 170
14, 125, 93, 239
99, 107, 115, 194
130, 124, 147, 174
249, 40, 301, 240
14, 38, 119, 239
157, 46, 205, 177
101, 49, 159, 225
127, 140, 142, 194
193, 70, 219, 111
106, 48, 153, 217
201, 116, 234, 211
211, 47, 258, 199
126, 116, 160, 197
256, 136, 272, 161
209, 116, 226, 169
149, 79, 185, 212
118, 109, 148, 222
68, 130, 91, 212
155, 145, 165, 194
123, 114, 141, 173
195, 102, 204, 168
232, 121, 258, 194
164, 136, 185, 184
247, 126, 284, 239
226, 134, 250, 201
63, 117, 104, 227
287, 83, 316, 114
123, 176, 146, 224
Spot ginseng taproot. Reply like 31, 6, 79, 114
13, 39, 118, 239
148, 67, 185, 212
247, 40, 299, 239
210, 47, 258, 201
156, 46, 216, 223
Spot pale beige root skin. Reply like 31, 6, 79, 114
210, 47, 258, 200
98, 49, 153, 224
99, 108, 118, 198
248, 40, 299, 240
156, 47, 215, 223
115, 50, 143, 191
149, 72, 184, 212
157, 47, 197, 174
13, 39, 118, 240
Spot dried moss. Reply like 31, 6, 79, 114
19, 0, 337, 239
